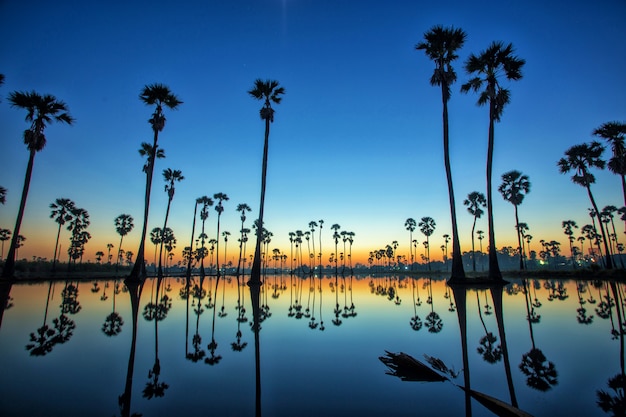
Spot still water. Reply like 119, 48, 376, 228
0, 274, 623, 417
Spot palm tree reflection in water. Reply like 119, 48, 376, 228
425, 278, 443, 333
26, 281, 76, 356
519, 279, 558, 391
596, 282, 626, 415
102, 280, 124, 337
143, 278, 169, 399
476, 290, 502, 364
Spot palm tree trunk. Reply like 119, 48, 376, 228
158, 198, 173, 278
486, 103, 502, 280
236, 220, 245, 276
116, 235, 125, 274
130, 130, 160, 281
441, 92, 465, 282
586, 185, 613, 269
52, 223, 62, 273
186, 202, 199, 280
2, 149, 36, 278
250, 118, 271, 285
215, 215, 221, 277
513, 205, 524, 270
471, 218, 477, 272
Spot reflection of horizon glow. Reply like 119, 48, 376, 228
0, 276, 623, 416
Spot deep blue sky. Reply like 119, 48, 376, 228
1, 0, 624, 263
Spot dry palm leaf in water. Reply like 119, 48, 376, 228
379, 351, 534, 417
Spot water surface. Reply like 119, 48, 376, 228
0, 275, 622, 416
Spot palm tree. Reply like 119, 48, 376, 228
601, 205, 620, 263
516, 222, 530, 269
95, 251, 104, 264
198, 198, 214, 277
129, 84, 182, 281
115, 214, 135, 272
3, 91, 74, 278
463, 191, 486, 272
66, 207, 90, 268
236, 203, 252, 276
157, 169, 184, 277
0, 186, 6, 205
222, 231, 231, 271
106, 243, 114, 264
405, 218, 417, 269
318, 219, 324, 275
562, 220, 578, 268
308, 221, 318, 275
461, 42, 525, 280
248, 79, 285, 285
161, 228, 176, 274
416, 25, 467, 281
419, 217, 436, 271
498, 170, 531, 270
49, 198, 76, 272
186, 196, 210, 280
331, 224, 341, 275
213, 192, 229, 277
558, 142, 613, 269
593, 121, 626, 205
150, 227, 162, 273
0, 229, 11, 259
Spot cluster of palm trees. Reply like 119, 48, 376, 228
416, 25, 624, 278
48, 198, 91, 271
1, 59, 623, 281
558, 123, 626, 270
416, 25, 525, 282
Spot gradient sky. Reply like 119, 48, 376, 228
1, 0, 625, 266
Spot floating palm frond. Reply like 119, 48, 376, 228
379, 350, 534, 417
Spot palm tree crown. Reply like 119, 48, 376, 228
498, 170, 531, 206
8, 91, 74, 152
248, 79, 285, 122
140, 83, 182, 133
460, 42, 525, 121
558, 142, 605, 187
415, 25, 466, 102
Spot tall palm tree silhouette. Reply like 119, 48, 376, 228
0, 229, 10, 260
236, 203, 252, 276
558, 142, 613, 269
115, 214, 134, 273
498, 170, 530, 270
463, 191, 486, 272
593, 121, 626, 206
416, 25, 467, 282
157, 169, 184, 277
129, 84, 182, 281
49, 198, 76, 272
561, 220, 579, 268
186, 197, 208, 280
419, 217, 436, 271
213, 192, 229, 277
405, 218, 416, 270
3, 91, 74, 278
248, 79, 285, 286
461, 42, 525, 281
198, 197, 214, 278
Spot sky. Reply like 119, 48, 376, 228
0, 0, 625, 266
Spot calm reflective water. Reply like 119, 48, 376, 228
0, 275, 623, 417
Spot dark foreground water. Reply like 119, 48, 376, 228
0, 274, 623, 417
